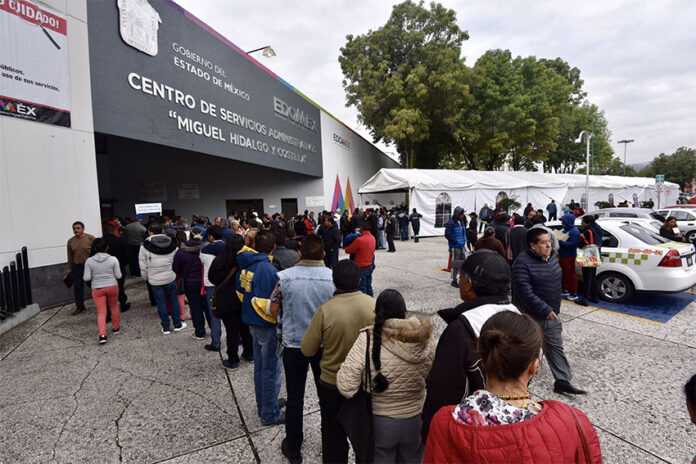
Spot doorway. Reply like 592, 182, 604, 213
226, 199, 264, 217
281, 198, 298, 218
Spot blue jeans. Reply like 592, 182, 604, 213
185, 281, 207, 338
360, 267, 374, 297
71, 264, 86, 310
249, 325, 282, 425
324, 248, 339, 269
379, 230, 387, 248
151, 281, 182, 331
400, 226, 408, 241
205, 286, 222, 348
128, 244, 141, 277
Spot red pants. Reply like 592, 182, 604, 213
559, 257, 578, 294
93, 286, 119, 336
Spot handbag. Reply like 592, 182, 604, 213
210, 266, 237, 318
337, 331, 375, 463
576, 230, 600, 268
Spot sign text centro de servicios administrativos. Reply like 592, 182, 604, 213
87, 0, 322, 177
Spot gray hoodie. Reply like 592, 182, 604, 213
84, 253, 122, 289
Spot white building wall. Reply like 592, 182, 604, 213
320, 113, 401, 212
0, 0, 100, 269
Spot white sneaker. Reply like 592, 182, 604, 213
162, 328, 171, 335
192, 333, 205, 340
174, 322, 187, 332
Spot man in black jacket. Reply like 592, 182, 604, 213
320, 216, 340, 269
511, 228, 586, 395
421, 250, 519, 441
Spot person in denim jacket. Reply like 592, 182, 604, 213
269, 235, 335, 463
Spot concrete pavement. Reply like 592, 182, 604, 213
0, 237, 694, 463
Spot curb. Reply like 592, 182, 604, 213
0, 304, 41, 337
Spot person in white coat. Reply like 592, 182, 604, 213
139, 224, 187, 334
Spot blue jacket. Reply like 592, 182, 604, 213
558, 214, 580, 258
236, 249, 279, 328
444, 206, 467, 249
547, 202, 558, 214
511, 249, 562, 320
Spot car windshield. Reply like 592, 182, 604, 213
619, 224, 670, 245
650, 221, 663, 230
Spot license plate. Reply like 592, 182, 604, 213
688, 256, 693, 267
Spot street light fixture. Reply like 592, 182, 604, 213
246, 45, 276, 58
576, 130, 593, 210
618, 139, 635, 176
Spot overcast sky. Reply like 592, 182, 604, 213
175, 0, 696, 166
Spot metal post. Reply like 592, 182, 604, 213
586, 135, 591, 210
16, 252, 26, 308
4, 266, 15, 314
22, 247, 32, 305
9, 261, 19, 313
0, 268, 6, 320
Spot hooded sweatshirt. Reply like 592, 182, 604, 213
201, 240, 226, 287
559, 213, 581, 258
337, 316, 436, 419
236, 249, 279, 327
173, 240, 205, 284
83, 253, 122, 289
444, 207, 467, 249
139, 234, 178, 286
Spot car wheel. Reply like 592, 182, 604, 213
686, 231, 696, 243
598, 273, 634, 303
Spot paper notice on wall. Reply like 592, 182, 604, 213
177, 183, 199, 200
135, 203, 162, 215
305, 196, 324, 208
138, 182, 167, 202
0, 0, 71, 126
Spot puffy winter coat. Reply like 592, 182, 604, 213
172, 240, 205, 284
511, 249, 562, 320
423, 401, 602, 464
559, 213, 581, 258
139, 234, 178, 286
337, 317, 435, 419
444, 207, 467, 249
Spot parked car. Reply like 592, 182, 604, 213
654, 208, 696, 242
585, 208, 664, 221
547, 219, 696, 302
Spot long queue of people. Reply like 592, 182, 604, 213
65, 210, 696, 464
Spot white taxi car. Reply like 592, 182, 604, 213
549, 219, 696, 302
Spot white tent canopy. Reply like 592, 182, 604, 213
359, 169, 679, 237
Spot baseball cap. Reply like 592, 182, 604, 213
460, 249, 511, 290
135, 214, 144, 220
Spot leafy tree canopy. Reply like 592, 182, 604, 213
639, 147, 696, 188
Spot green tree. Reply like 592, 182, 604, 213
640, 147, 696, 187
339, 0, 469, 168
546, 102, 614, 173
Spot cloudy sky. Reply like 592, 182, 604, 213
175, 0, 696, 165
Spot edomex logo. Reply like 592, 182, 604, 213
273, 97, 318, 133
0, 100, 16, 113
116, 0, 162, 56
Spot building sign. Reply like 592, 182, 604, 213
332, 133, 351, 150
177, 182, 199, 199
305, 196, 324, 208
0, 0, 70, 126
87, 0, 322, 177
135, 202, 162, 214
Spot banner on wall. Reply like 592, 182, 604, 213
0, 0, 71, 126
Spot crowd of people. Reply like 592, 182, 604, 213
65, 202, 696, 464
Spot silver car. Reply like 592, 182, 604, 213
654, 208, 696, 242
586, 208, 664, 221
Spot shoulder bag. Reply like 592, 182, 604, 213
568, 404, 600, 464
576, 230, 600, 268
337, 331, 375, 463
210, 266, 237, 318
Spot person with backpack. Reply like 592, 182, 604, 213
208, 234, 253, 369
338, 289, 435, 463
420, 250, 518, 440
444, 207, 467, 287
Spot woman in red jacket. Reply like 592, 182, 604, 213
424, 311, 602, 463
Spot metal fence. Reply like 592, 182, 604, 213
0, 247, 32, 322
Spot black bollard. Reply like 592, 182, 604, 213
16, 253, 26, 309
3, 266, 14, 315
0, 268, 6, 321
9, 261, 20, 313
22, 247, 32, 305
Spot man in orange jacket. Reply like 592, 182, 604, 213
345, 222, 376, 296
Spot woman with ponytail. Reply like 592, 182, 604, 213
424, 311, 602, 463
338, 289, 435, 463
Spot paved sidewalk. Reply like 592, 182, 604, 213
0, 237, 694, 463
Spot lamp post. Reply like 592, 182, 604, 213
575, 131, 593, 210
618, 139, 634, 176
246, 46, 276, 58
